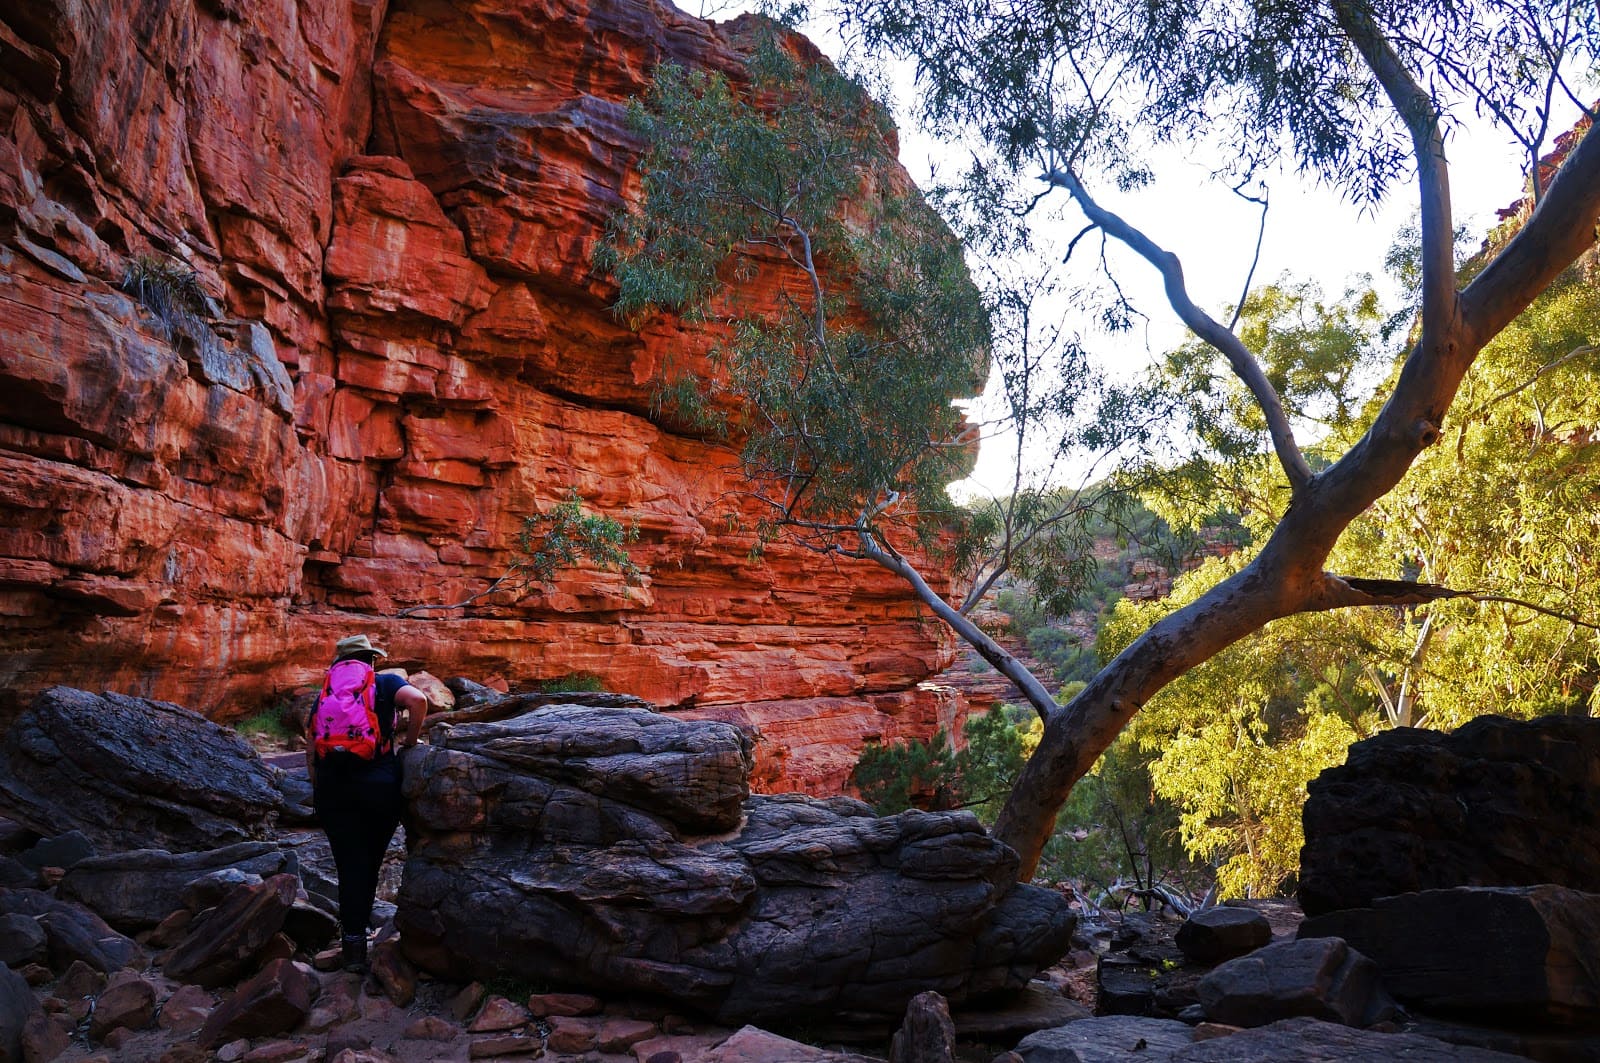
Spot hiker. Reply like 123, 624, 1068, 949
306, 633, 428, 971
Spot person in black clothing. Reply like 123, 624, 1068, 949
306, 633, 428, 971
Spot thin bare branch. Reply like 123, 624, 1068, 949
1315, 575, 1600, 630
1227, 181, 1270, 332
1334, 1, 1458, 342
1042, 166, 1314, 491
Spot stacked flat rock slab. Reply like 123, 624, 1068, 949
58, 842, 298, 932
397, 704, 1076, 1024
0, 688, 283, 853
1298, 714, 1600, 916
1299, 885, 1600, 1028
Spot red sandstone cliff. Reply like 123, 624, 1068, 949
0, 0, 972, 793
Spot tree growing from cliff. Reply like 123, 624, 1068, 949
836, 0, 1600, 875
597, 27, 1148, 722
398, 490, 640, 618
603, 4, 1599, 879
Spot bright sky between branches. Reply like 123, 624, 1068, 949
699, 0, 1591, 499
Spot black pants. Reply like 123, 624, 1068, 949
313, 755, 403, 938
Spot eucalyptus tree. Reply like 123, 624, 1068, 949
842, 0, 1600, 875
598, 29, 1155, 724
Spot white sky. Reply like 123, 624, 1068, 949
704, 1, 1587, 498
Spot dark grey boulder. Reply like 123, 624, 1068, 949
950, 984, 1092, 1044
16, 831, 94, 872
0, 858, 31, 891
424, 703, 751, 834
1196, 937, 1394, 1029
57, 841, 295, 931
1298, 714, 1600, 916
443, 677, 504, 711
1176, 906, 1272, 965
0, 916, 45, 969
0, 889, 142, 974
396, 706, 1075, 1025
1299, 884, 1600, 1028
889, 990, 955, 1063
282, 899, 339, 952
1016, 1015, 1196, 1061
0, 687, 283, 853
0, 963, 37, 1063
1166, 1017, 1531, 1061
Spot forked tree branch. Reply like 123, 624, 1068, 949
1041, 166, 1314, 492
1334, 1, 1458, 342
1313, 575, 1600, 630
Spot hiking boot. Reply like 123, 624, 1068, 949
341, 933, 368, 972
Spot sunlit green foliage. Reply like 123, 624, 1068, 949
853, 707, 1036, 820
854, 696, 1206, 904
597, 30, 988, 549
1107, 255, 1600, 897
520, 489, 641, 586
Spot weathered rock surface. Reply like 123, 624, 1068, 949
196, 957, 318, 1049
396, 705, 1075, 1025
163, 874, 299, 989
1299, 884, 1600, 1028
890, 991, 957, 1063
1195, 937, 1394, 1029
0, 889, 142, 975
1016, 1015, 1197, 1061
0, 0, 970, 797
0, 963, 34, 1063
0, 688, 282, 853
1176, 907, 1272, 965
1299, 714, 1600, 916
1166, 1017, 1531, 1062
58, 841, 296, 932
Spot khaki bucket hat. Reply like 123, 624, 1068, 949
333, 634, 388, 661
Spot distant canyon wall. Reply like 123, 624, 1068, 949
0, 0, 969, 792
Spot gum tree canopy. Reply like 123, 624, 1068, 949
843, 0, 1600, 874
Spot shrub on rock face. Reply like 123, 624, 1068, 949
0, 688, 283, 853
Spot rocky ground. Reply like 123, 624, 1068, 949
4, 687, 1599, 1063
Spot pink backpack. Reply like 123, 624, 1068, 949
311, 658, 386, 760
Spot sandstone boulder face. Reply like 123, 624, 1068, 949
1298, 714, 1600, 916
396, 705, 1075, 1024
0, 688, 283, 853
0, 0, 968, 795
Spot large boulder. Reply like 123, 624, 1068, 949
396, 704, 1075, 1025
0, 688, 283, 853
1298, 714, 1600, 916
0, 889, 142, 974
1195, 937, 1394, 1029
1298, 885, 1600, 1029
163, 874, 300, 988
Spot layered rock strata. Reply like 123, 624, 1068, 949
396, 704, 1077, 1024
0, 0, 969, 791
